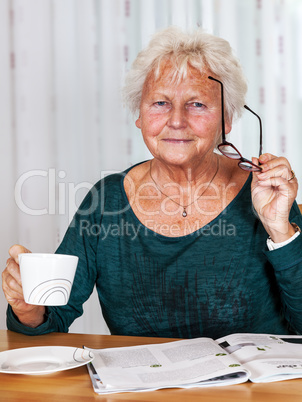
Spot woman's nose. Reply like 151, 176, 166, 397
167, 106, 187, 129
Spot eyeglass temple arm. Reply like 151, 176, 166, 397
208, 76, 226, 142
208, 77, 263, 158
244, 105, 263, 157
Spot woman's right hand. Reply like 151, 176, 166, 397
2, 244, 46, 328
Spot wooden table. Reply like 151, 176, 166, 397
1, 330, 302, 401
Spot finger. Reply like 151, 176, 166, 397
251, 156, 261, 167
257, 164, 292, 182
258, 153, 276, 164
2, 269, 24, 301
259, 154, 291, 173
4, 258, 23, 287
9, 244, 31, 264
255, 175, 297, 192
258, 153, 282, 165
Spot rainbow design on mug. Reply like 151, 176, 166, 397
28, 278, 72, 305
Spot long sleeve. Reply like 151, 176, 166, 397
6, 183, 101, 335
263, 203, 302, 334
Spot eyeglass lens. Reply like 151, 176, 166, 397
218, 144, 241, 159
238, 160, 260, 171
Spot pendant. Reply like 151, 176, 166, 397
182, 208, 187, 218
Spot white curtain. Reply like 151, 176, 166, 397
0, 0, 301, 333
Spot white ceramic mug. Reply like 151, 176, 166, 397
19, 253, 79, 306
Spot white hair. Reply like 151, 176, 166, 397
122, 26, 247, 122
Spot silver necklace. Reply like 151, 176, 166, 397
149, 156, 219, 218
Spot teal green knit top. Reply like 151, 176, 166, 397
7, 164, 302, 338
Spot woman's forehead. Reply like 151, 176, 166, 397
143, 61, 219, 96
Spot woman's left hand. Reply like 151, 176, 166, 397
251, 153, 298, 243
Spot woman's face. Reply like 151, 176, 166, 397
136, 62, 232, 167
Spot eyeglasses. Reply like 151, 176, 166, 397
208, 76, 263, 172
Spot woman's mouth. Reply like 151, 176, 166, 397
162, 138, 193, 144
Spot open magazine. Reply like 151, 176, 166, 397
85, 333, 302, 394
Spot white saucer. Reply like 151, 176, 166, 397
0, 346, 94, 375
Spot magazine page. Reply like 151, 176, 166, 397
86, 361, 248, 395
216, 333, 302, 383
86, 362, 162, 394
85, 337, 250, 393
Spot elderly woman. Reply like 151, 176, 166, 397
3, 27, 302, 339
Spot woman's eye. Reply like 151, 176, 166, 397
155, 101, 167, 106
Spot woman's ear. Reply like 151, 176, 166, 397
135, 116, 141, 129
225, 119, 232, 134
